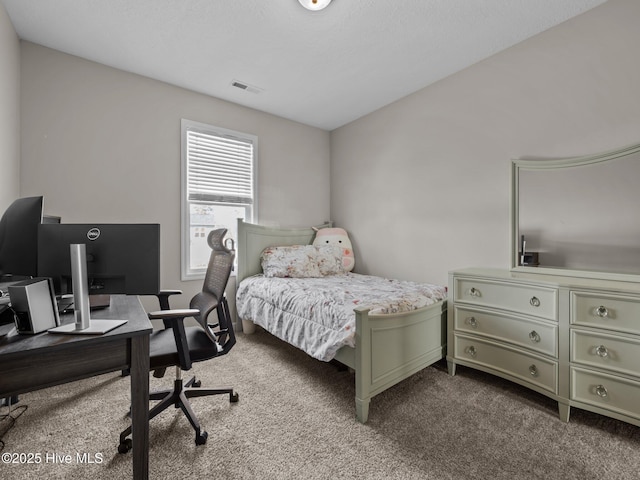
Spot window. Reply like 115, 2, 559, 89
181, 119, 257, 280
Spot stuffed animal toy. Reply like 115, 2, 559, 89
312, 227, 355, 272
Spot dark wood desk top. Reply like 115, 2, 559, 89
0, 294, 152, 357
0, 294, 152, 480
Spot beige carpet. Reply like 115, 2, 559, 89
2, 331, 639, 479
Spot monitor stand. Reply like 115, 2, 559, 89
49, 319, 126, 334
48, 244, 127, 335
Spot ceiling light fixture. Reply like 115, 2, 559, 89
298, 0, 333, 11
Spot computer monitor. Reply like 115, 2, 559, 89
37, 223, 161, 297
0, 196, 43, 279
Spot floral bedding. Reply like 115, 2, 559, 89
236, 272, 447, 361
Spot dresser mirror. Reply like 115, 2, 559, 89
511, 142, 640, 281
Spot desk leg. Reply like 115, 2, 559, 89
130, 334, 150, 480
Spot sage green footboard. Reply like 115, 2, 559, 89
334, 300, 447, 423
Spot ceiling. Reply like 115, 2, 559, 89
1, 0, 606, 131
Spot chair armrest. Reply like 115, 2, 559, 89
148, 308, 199, 370
154, 290, 185, 329
148, 308, 199, 321
158, 289, 183, 296
155, 289, 183, 311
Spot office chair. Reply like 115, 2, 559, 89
118, 228, 238, 452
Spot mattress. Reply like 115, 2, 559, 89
236, 272, 447, 361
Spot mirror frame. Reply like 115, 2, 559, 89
510, 141, 640, 282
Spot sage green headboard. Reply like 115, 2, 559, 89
236, 219, 332, 284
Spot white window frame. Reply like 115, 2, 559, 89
181, 119, 257, 280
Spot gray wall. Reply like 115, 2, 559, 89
0, 4, 20, 210
19, 42, 330, 309
330, 0, 640, 286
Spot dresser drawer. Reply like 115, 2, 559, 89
454, 278, 557, 321
455, 306, 558, 357
571, 367, 640, 420
454, 334, 557, 393
571, 329, 640, 378
571, 291, 640, 335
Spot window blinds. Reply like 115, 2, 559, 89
186, 129, 254, 205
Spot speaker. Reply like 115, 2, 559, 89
9, 278, 60, 334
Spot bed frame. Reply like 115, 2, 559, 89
236, 219, 447, 423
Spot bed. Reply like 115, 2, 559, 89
235, 219, 447, 423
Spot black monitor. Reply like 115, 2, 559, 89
0, 196, 43, 279
37, 223, 161, 296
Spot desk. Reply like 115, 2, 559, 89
0, 295, 152, 479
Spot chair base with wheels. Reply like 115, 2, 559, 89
118, 365, 238, 452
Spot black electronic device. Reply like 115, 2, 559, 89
0, 196, 43, 280
37, 223, 161, 297
0, 196, 44, 331
37, 223, 160, 334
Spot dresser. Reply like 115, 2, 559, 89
448, 268, 640, 427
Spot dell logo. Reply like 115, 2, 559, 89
87, 228, 101, 241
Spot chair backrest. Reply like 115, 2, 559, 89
202, 228, 235, 299
190, 228, 235, 332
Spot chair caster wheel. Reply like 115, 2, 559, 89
193, 380, 201, 387
196, 430, 208, 445
118, 438, 132, 454
230, 392, 239, 403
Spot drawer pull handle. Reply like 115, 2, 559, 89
529, 331, 541, 343
595, 385, 608, 398
530, 296, 540, 307
466, 317, 478, 328
596, 305, 609, 318
465, 346, 477, 357
528, 365, 538, 377
468, 287, 480, 297
595, 345, 609, 358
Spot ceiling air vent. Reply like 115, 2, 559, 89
230, 79, 263, 94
